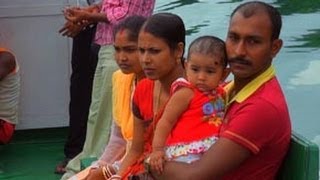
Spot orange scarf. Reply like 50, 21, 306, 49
112, 71, 135, 141
122, 107, 165, 179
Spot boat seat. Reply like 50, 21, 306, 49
277, 132, 319, 180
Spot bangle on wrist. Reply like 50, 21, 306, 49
102, 166, 108, 180
108, 174, 121, 180
102, 165, 115, 179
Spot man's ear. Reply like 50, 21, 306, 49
271, 39, 283, 58
221, 67, 231, 82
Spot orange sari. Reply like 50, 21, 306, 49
122, 79, 165, 179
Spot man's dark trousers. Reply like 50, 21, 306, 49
64, 25, 99, 159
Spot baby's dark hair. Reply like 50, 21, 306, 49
113, 15, 147, 42
187, 36, 227, 67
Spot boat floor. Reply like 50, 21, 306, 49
0, 128, 67, 180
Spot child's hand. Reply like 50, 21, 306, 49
149, 150, 166, 174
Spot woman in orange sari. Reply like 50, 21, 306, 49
85, 12, 186, 180
112, 12, 186, 179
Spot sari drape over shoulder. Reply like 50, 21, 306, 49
112, 70, 135, 141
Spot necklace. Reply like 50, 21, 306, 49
153, 81, 162, 119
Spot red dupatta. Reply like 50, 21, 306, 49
121, 106, 165, 179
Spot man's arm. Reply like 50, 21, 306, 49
159, 137, 251, 180
82, 2, 102, 13
64, 8, 108, 24
0, 51, 16, 81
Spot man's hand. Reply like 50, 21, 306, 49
64, 8, 89, 24
58, 21, 84, 38
83, 4, 101, 14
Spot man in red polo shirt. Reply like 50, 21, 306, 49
159, 1, 291, 179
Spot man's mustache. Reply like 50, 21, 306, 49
228, 57, 252, 66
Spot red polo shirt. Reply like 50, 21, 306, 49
220, 66, 291, 180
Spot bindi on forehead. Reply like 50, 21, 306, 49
213, 60, 223, 67
211, 57, 225, 67
118, 29, 127, 36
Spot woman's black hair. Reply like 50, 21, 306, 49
113, 15, 147, 42
141, 12, 186, 65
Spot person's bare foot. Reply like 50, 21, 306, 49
54, 158, 70, 174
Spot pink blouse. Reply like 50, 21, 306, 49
94, 0, 155, 45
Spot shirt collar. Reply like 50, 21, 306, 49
225, 65, 276, 104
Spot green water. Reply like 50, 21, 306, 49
155, 0, 320, 143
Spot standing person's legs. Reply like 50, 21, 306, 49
55, 26, 98, 174
64, 26, 99, 159
80, 45, 117, 156
60, 45, 117, 180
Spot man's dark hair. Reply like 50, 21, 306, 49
231, 1, 282, 40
